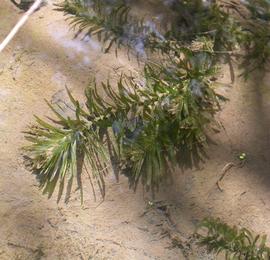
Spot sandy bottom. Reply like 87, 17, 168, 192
0, 1, 270, 259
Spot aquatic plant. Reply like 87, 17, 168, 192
238, 0, 270, 77
24, 0, 270, 202
24, 43, 223, 200
197, 218, 270, 259
55, 1, 244, 56
55, 0, 164, 55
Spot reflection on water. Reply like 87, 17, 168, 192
47, 23, 101, 65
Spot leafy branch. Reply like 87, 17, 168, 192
55, 0, 164, 55
196, 218, 270, 259
24, 0, 270, 202
24, 44, 223, 201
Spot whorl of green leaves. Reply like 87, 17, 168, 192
197, 218, 270, 259
24, 93, 107, 203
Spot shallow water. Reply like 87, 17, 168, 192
47, 23, 101, 64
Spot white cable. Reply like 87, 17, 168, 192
0, 0, 43, 53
